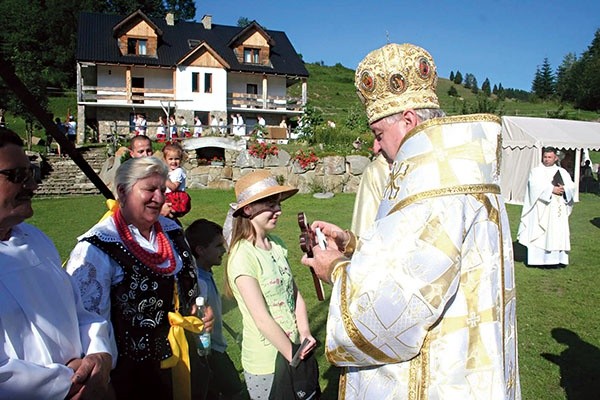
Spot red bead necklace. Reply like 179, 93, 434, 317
113, 210, 177, 275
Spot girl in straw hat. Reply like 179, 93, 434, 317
224, 170, 317, 399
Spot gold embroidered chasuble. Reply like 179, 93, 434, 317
327, 115, 521, 399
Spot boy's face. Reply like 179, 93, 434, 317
197, 235, 226, 269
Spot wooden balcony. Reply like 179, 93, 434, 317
80, 85, 175, 103
228, 92, 303, 112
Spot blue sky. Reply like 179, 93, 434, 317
194, 0, 599, 91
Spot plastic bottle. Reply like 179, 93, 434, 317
195, 296, 211, 356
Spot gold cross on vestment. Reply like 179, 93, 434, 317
405, 126, 487, 185
436, 266, 498, 370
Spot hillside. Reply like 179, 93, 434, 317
291, 62, 600, 124
5, 62, 599, 140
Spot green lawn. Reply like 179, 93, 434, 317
29, 190, 600, 399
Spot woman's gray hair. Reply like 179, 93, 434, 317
383, 108, 446, 125
114, 156, 168, 199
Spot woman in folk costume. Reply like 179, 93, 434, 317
67, 156, 213, 400
224, 170, 318, 400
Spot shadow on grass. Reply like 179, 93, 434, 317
512, 241, 527, 263
590, 217, 600, 229
512, 241, 567, 269
541, 328, 600, 400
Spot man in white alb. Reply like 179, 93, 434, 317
518, 146, 574, 266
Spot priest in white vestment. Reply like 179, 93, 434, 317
302, 44, 520, 400
0, 128, 115, 399
351, 153, 390, 237
517, 147, 574, 266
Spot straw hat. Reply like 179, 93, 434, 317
355, 43, 439, 124
232, 170, 298, 216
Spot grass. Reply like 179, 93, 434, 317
29, 189, 600, 399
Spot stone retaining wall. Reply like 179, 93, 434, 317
183, 148, 372, 194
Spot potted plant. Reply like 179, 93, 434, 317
210, 156, 224, 166
291, 148, 319, 173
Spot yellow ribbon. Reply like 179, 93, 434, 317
100, 199, 120, 221
160, 311, 204, 400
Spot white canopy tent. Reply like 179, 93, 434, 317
500, 116, 600, 205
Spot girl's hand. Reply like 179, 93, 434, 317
299, 335, 317, 359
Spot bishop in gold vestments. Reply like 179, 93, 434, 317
303, 43, 521, 400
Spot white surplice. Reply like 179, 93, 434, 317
0, 223, 115, 399
517, 164, 574, 265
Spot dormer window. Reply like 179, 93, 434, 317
127, 38, 147, 55
244, 48, 260, 64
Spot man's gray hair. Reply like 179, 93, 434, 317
114, 156, 168, 199
382, 108, 446, 125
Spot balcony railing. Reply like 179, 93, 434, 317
80, 86, 175, 103
228, 92, 303, 112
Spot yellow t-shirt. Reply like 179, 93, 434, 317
227, 235, 299, 374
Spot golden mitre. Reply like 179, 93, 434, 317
355, 43, 440, 124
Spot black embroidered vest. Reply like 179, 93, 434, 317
84, 227, 197, 362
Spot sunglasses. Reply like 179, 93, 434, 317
0, 166, 35, 184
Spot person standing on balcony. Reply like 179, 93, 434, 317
237, 114, 246, 136
210, 115, 219, 135
169, 115, 178, 140
231, 114, 239, 136
135, 113, 147, 136
218, 118, 226, 136
179, 116, 190, 138
194, 115, 203, 137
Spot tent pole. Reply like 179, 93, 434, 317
574, 150, 581, 202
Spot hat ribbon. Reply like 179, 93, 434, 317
236, 176, 279, 204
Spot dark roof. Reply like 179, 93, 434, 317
77, 12, 309, 77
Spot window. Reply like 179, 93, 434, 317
243, 48, 260, 64
127, 38, 147, 55
192, 72, 200, 92
204, 73, 212, 93
246, 84, 258, 95
132, 77, 145, 104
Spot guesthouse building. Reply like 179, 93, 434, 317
75, 10, 308, 142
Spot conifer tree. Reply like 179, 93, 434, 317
449, 71, 455, 81
531, 58, 555, 99
481, 78, 491, 96
454, 71, 463, 85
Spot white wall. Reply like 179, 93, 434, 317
227, 73, 287, 97
176, 66, 227, 112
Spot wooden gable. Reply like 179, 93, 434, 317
113, 10, 161, 57
179, 42, 230, 68
229, 22, 274, 66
